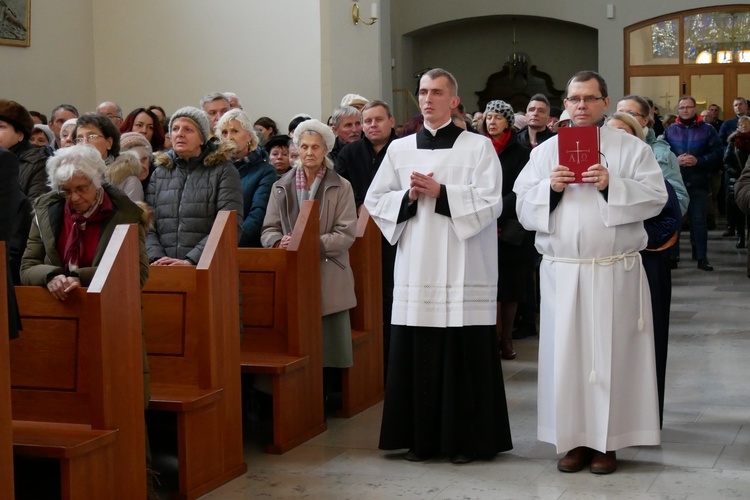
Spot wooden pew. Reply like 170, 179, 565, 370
0, 243, 14, 500
143, 210, 246, 499
10, 225, 145, 499
338, 209, 385, 417
239, 200, 326, 454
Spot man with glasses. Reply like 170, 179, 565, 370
96, 101, 123, 128
514, 71, 667, 475
663, 95, 723, 271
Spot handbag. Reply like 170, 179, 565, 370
498, 218, 526, 246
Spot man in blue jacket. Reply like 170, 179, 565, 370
663, 95, 723, 271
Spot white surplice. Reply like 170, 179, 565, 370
364, 131, 502, 328
514, 126, 668, 453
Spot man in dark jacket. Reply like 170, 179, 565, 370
663, 95, 723, 271
335, 100, 396, 208
328, 106, 362, 162
0, 147, 24, 339
517, 93, 555, 149
718, 97, 748, 147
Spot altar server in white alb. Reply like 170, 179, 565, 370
514, 71, 668, 475
365, 68, 512, 465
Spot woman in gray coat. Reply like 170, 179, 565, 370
261, 119, 357, 371
146, 107, 243, 265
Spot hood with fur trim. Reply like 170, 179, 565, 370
106, 151, 143, 187
153, 140, 236, 170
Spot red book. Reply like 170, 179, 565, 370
557, 126, 600, 183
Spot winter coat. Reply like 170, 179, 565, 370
20, 184, 151, 288
724, 131, 750, 180
334, 130, 397, 207
233, 151, 276, 247
146, 141, 244, 263
662, 117, 723, 190
1, 147, 25, 338
516, 126, 555, 150
261, 167, 357, 316
11, 140, 50, 204
106, 152, 144, 202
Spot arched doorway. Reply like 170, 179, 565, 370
626, 6, 750, 120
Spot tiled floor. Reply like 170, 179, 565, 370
204, 227, 750, 499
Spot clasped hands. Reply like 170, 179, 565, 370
152, 257, 193, 266
550, 164, 609, 193
47, 274, 81, 301
408, 171, 440, 202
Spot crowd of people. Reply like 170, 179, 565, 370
1, 68, 747, 488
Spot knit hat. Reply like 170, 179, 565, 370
120, 131, 153, 155
168, 106, 210, 143
33, 124, 55, 145
484, 100, 514, 128
0, 99, 34, 140
340, 94, 369, 108
293, 119, 336, 151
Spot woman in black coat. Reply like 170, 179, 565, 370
481, 101, 532, 360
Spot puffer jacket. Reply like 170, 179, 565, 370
662, 116, 723, 190
233, 150, 276, 247
261, 167, 357, 316
20, 184, 151, 288
147, 141, 243, 263
11, 140, 50, 204
106, 152, 144, 202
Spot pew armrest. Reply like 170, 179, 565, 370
149, 384, 224, 412
240, 353, 309, 375
13, 421, 118, 459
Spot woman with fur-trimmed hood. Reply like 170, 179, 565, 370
146, 106, 243, 265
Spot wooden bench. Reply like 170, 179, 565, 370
0, 243, 14, 500
338, 209, 385, 417
142, 210, 247, 499
10, 225, 145, 499
238, 200, 326, 454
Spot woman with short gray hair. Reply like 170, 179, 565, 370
261, 119, 357, 406
215, 108, 276, 247
21, 144, 150, 295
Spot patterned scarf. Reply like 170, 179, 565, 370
295, 165, 327, 205
61, 187, 114, 273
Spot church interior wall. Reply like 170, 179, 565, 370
1, 0, 749, 126
391, 0, 750, 119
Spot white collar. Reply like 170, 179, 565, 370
423, 118, 453, 136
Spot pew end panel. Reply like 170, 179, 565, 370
11, 224, 146, 499
337, 209, 385, 418
239, 200, 326, 454
143, 210, 246, 499
0, 243, 14, 500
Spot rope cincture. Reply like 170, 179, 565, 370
543, 251, 644, 385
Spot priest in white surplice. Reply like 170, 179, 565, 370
514, 71, 668, 474
365, 69, 512, 464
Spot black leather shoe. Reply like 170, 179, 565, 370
697, 260, 714, 271
450, 453, 475, 464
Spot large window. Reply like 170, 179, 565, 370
626, 7, 750, 119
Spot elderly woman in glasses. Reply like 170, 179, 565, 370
20, 144, 150, 298
73, 112, 145, 203
261, 119, 357, 379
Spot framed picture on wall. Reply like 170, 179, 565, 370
0, 0, 30, 47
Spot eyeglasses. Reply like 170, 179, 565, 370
678, 105, 696, 111
623, 111, 644, 118
60, 181, 93, 198
75, 134, 104, 144
104, 114, 121, 120
565, 96, 606, 105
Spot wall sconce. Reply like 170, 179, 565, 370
352, 2, 378, 26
